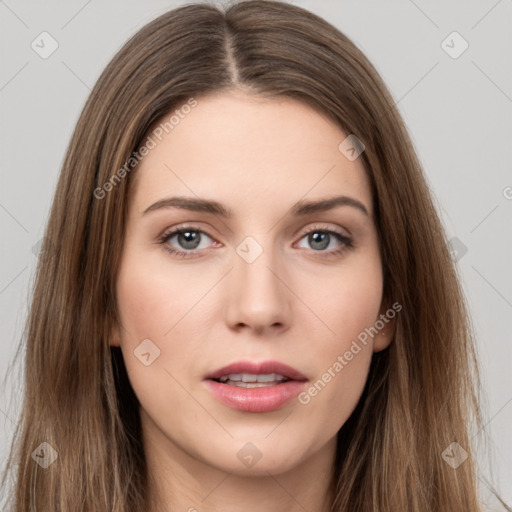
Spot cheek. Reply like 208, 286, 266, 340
115, 251, 201, 341
301, 249, 383, 342
294, 252, 383, 431
114, 254, 204, 429
114, 249, 218, 397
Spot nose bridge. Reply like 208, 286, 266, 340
226, 234, 290, 330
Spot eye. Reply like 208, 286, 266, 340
295, 226, 353, 256
158, 224, 354, 259
158, 225, 217, 258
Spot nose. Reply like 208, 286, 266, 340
224, 243, 292, 336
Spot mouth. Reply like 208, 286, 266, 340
203, 360, 308, 412
205, 360, 308, 382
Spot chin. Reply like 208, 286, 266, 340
199, 437, 311, 477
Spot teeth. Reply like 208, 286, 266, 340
218, 373, 287, 384
242, 373, 259, 383
225, 381, 283, 388
220, 373, 242, 382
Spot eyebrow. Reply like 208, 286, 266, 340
142, 195, 369, 218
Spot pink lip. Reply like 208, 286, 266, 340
204, 360, 308, 413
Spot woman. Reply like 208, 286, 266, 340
2, 1, 508, 511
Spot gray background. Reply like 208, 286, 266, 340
1, 0, 511, 507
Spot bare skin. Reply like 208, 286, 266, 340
113, 89, 394, 512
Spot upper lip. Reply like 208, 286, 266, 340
205, 360, 308, 381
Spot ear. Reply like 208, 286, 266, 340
372, 298, 399, 353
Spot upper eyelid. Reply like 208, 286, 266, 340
299, 224, 351, 237
161, 222, 349, 235
160, 223, 216, 241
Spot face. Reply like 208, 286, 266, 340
113, 89, 393, 477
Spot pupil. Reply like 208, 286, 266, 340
179, 230, 200, 250
310, 232, 329, 250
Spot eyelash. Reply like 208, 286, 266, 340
157, 223, 354, 259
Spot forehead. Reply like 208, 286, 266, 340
130, 90, 372, 218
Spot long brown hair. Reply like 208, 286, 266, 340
2, 1, 508, 510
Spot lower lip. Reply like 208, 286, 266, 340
204, 379, 307, 412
